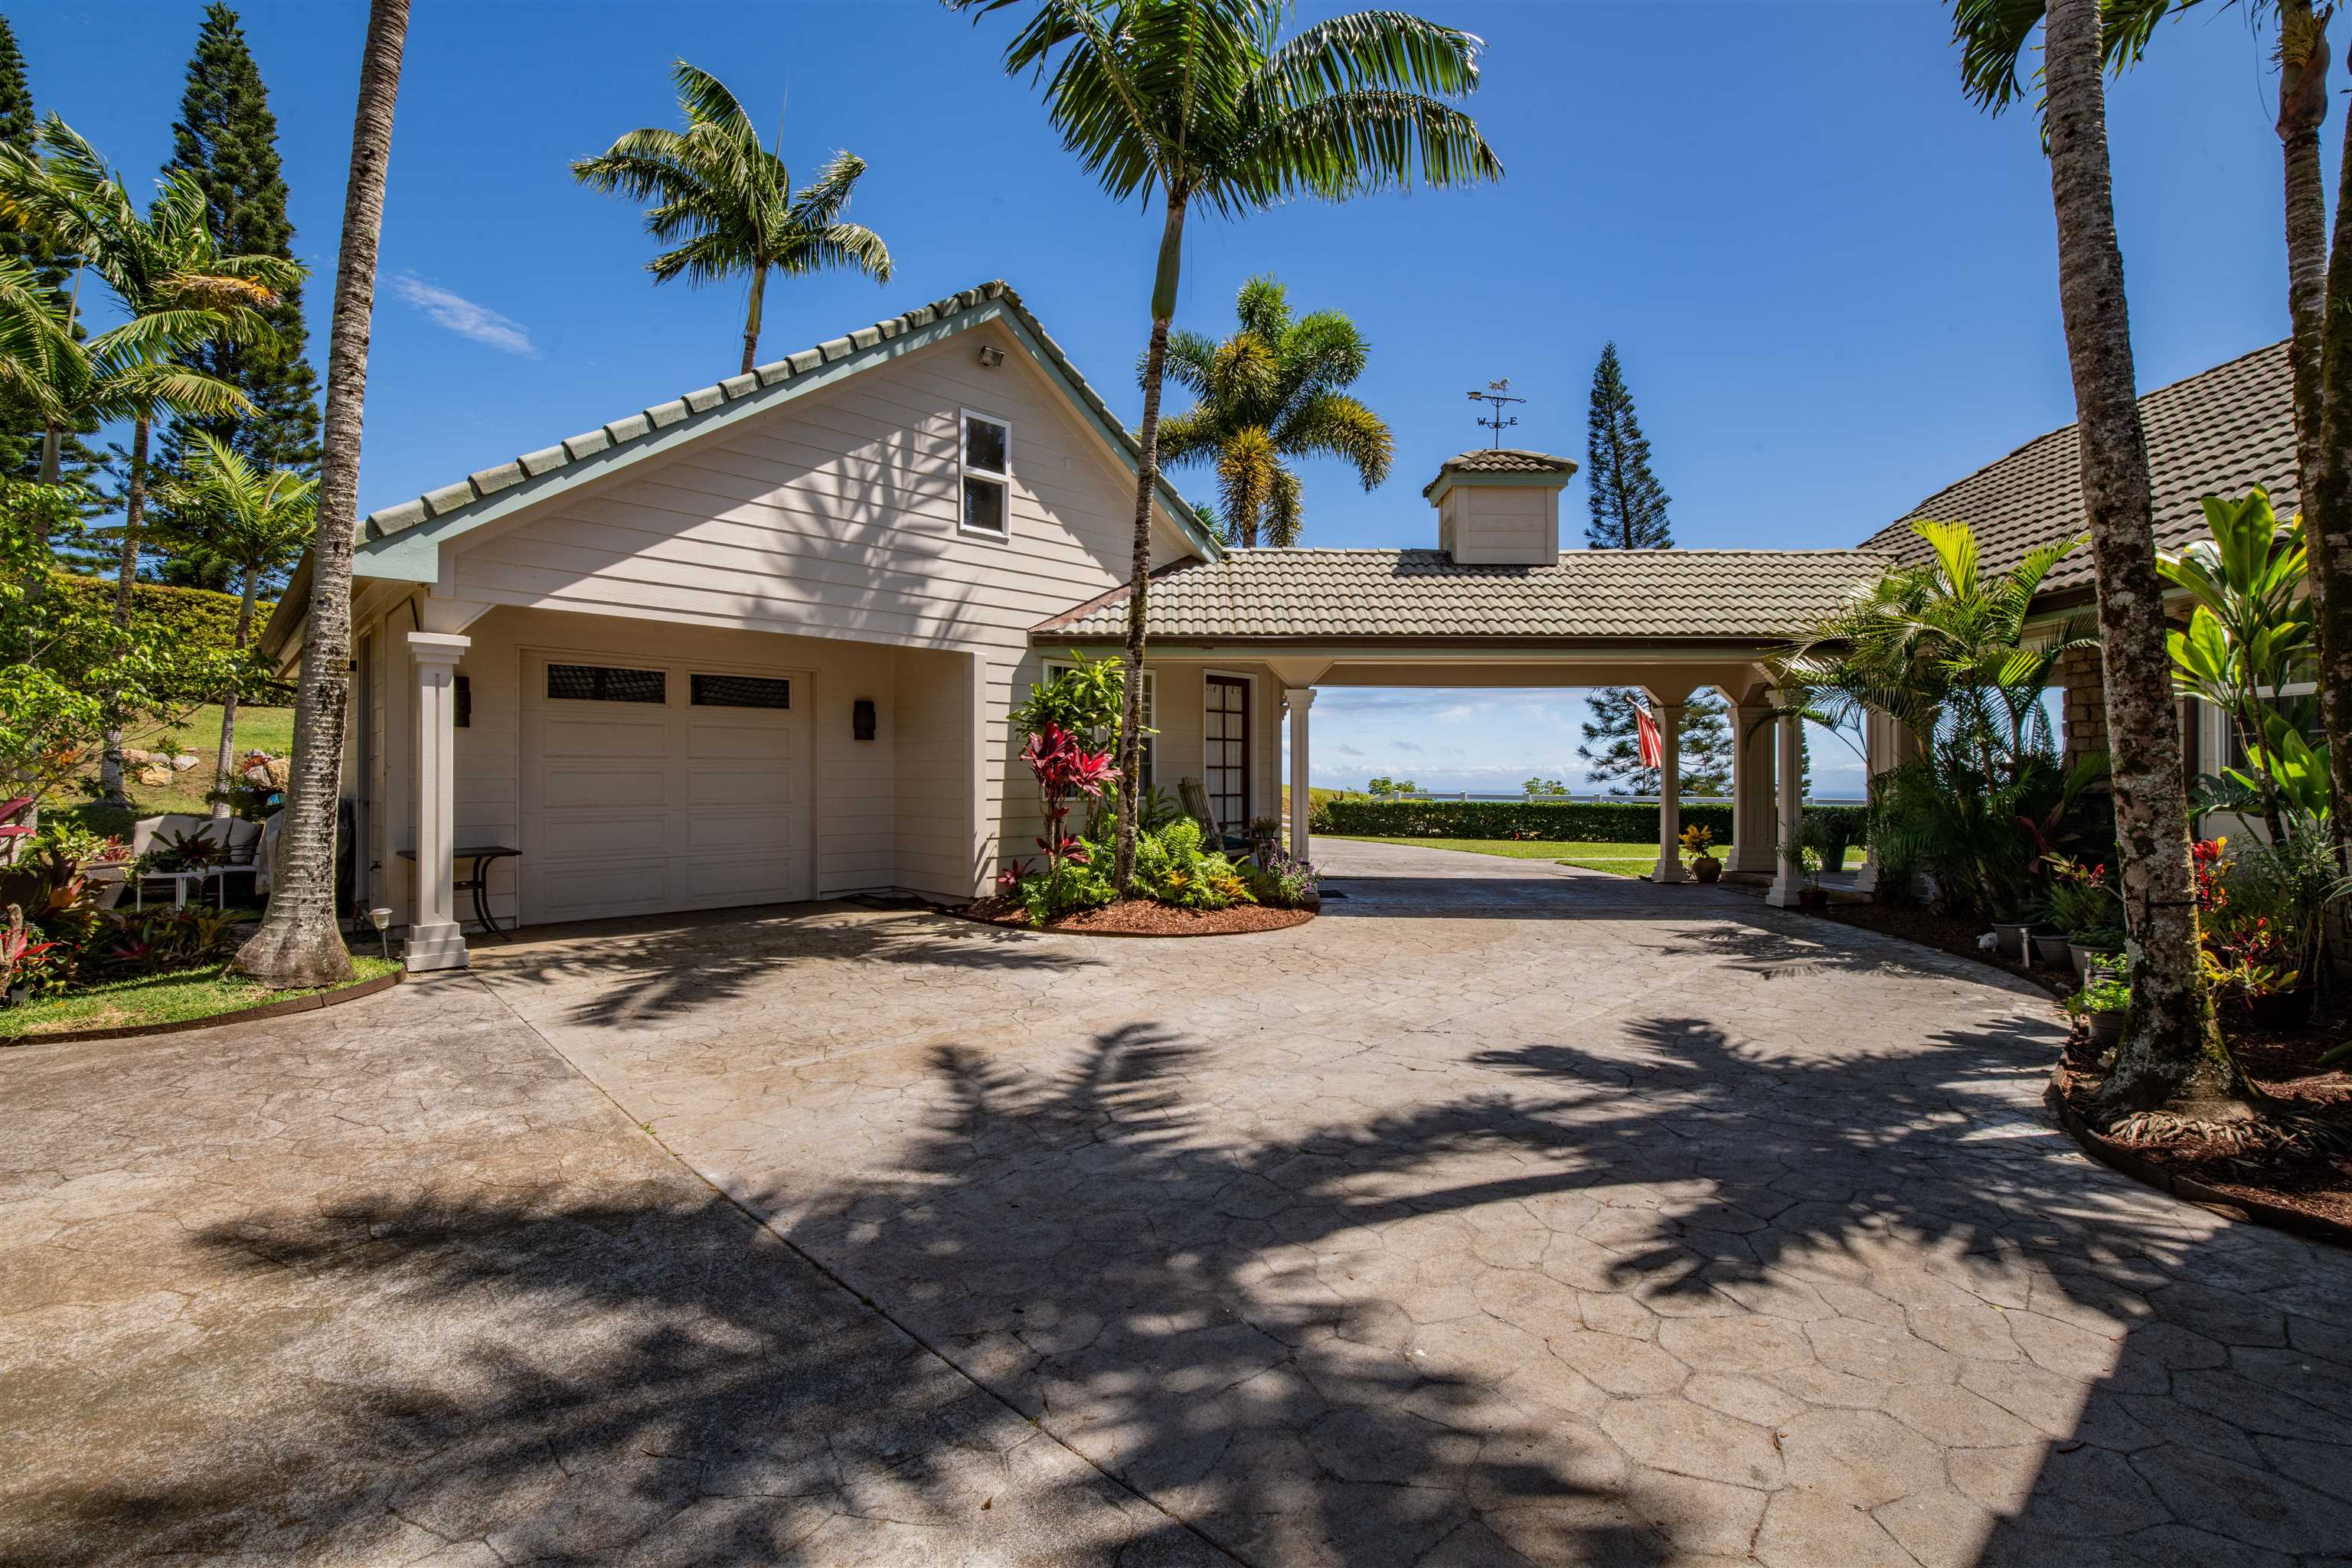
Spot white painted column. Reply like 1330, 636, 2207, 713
1729, 701, 1778, 875
1285, 687, 1315, 864
1766, 698, 1805, 908
406, 631, 471, 972
1650, 699, 1687, 883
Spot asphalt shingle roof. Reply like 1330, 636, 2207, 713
355, 279, 1208, 546
1036, 547, 1891, 645
1857, 341, 2295, 598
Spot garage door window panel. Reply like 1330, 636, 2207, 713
547, 662, 666, 703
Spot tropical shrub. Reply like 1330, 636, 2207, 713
1016, 854, 1115, 926
1243, 844, 1318, 909
2066, 956, 2131, 1019
1129, 818, 1253, 910
2041, 854, 2123, 942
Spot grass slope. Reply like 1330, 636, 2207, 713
55, 706, 295, 838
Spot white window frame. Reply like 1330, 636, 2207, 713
1044, 658, 1154, 789
959, 407, 1012, 541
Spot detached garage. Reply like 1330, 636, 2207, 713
519, 652, 813, 923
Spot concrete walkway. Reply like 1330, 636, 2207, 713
4, 838, 2347, 1566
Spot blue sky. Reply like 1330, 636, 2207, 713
15, 1, 2321, 795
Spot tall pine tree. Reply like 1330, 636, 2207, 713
152, 2, 319, 587
1576, 343, 1733, 796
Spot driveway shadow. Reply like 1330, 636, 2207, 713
472, 902, 1101, 1030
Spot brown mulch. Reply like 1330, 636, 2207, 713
2053, 1035, 2352, 1236
957, 896, 1314, 937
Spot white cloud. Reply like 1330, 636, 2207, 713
392, 273, 537, 357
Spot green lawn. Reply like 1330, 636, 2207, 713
54, 705, 295, 838
1331, 835, 1858, 877
1, 954, 400, 1043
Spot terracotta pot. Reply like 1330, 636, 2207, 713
1691, 857, 1723, 884
1797, 887, 1829, 912
2031, 933, 2072, 968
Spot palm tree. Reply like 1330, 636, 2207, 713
1949, 0, 2230, 1119
572, 63, 893, 376
152, 432, 315, 818
0, 255, 253, 555
0, 116, 300, 804
1955, 0, 2351, 858
1152, 274, 1390, 547
951, 0, 1502, 888
236, 0, 408, 988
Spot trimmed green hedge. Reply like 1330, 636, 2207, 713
46, 572, 292, 704
1309, 797, 1869, 847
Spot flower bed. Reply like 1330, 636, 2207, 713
960, 896, 1312, 937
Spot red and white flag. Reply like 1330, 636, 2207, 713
1634, 703, 1664, 771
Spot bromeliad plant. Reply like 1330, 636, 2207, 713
1012, 720, 1121, 924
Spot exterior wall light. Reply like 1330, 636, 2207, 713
976, 345, 1006, 368
853, 698, 877, 741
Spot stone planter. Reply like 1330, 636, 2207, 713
2031, 933, 2071, 968
2086, 1010, 2125, 1047
1690, 857, 1723, 884
2069, 942, 2122, 982
1993, 922, 2033, 962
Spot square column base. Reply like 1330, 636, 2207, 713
1765, 877, 1803, 908
404, 920, 470, 972
1651, 853, 1687, 884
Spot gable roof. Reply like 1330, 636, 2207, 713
1034, 547, 1891, 646
1857, 340, 2295, 600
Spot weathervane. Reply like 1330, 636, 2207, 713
1466, 379, 1524, 448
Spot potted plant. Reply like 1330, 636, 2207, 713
1781, 831, 1828, 910
2066, 956, 2130, 1047
1681, 823, 1722, 883
2038, 855, 2119, 975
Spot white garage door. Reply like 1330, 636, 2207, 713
521, 652, 812, 924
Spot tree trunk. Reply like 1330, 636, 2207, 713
212, 567, 261, 820
741, 266, 766, 377
2040, 0, 2231, 1119
97, 416, 153, 809
234, 0, 407, 987
2309, 17, 2352, 854
1112, 195, 1187, 892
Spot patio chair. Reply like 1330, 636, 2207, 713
1177, 776, 1252, 858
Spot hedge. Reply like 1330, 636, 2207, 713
1308, 797, 1870, 847
45, 571, 293, 704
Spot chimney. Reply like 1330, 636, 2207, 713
1422, 449, 1578, 565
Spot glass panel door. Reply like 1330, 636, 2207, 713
1205, 675, 1250, 837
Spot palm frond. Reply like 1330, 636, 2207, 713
1222, 89, 1501, 212
1274, 389, 1391, 488
1254, 9, 1485, 105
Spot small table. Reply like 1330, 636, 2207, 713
397, 845, 521, 935
134, 870, 215, 910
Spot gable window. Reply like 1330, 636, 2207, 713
960, 410, 1011, 538
1044, 658, 1153, 789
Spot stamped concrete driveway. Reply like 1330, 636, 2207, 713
5, 838, 2348, 1566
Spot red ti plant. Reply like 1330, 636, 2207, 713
1018, 723, 1120, 880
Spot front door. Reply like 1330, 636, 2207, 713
1205, 675, 1250, 838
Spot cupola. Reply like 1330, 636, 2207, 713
1422, 449, 1578, 565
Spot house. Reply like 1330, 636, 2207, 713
265, 281, 1890, 970
1855, 339, 2302, 789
